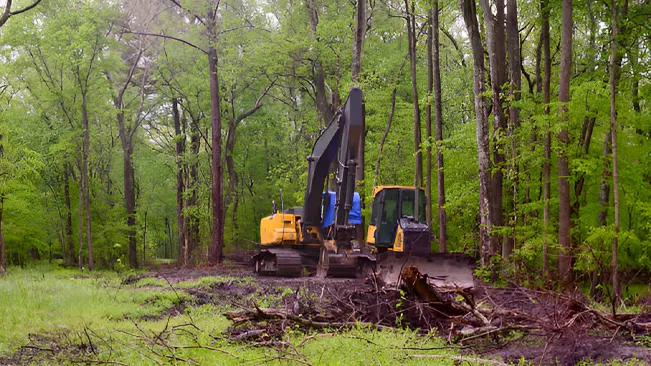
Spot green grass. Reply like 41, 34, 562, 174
132, 276, 169, 287
174, 275, 255, 289
0, 265, 489, 365
0, 265, 186, 353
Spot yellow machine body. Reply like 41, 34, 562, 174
259, 208, 322, 247
365, 185, 427, 254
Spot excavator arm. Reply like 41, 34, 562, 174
301, 86, 364, 241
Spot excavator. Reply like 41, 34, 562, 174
253, 86, 475, 287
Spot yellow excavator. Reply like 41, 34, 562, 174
253, 86, 474, 287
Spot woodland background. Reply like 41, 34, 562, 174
0, 0, 649, 299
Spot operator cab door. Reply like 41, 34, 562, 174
372, 188, 400, 248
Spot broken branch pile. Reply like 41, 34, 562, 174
225, 266, 651, 350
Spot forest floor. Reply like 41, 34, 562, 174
1, 256, 650, 365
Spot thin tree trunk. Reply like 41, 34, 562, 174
432, 1, 447, 252
208, 16, 224, 264
77, 152, 84, 269
534, 27, 542, 96
505, 0, 521, 257
64, 163, 75, 266
81, 92, 94, 271
599, 132, 612, 228
557, 0, 573, 285
609, 0, 621, 305
172, 99, 186, 266
541, 0, 551, 280
461, 0, 491, 264
0, 196, 5, 274
142, 210, 147, 265
405, 0, 422, 221
188, 121, 200, 264
306, 0, 334, 126
352, 0, 366, 242
479, 0, 507, 257
426, 8, 434, 230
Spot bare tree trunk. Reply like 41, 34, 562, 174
479, 0, 507, 257
426, 7, 434, 230
0, 196, 5, 274
77, 152, 84, 269
118, 110, 137, 269
306, 0, 335, 126
352, 0, 365, 83
208, 13, 224, 264
504, 0, 521, 258
432, 1, 446, 252
188, 122, 200, 264
81, 92, 94, 271
64, 163, 75, 266
225, 112, 239, 244
541, 0, 551, 280
172, 99, 186, 265
461, 0, 491, 264
557, 0, 573, 285
405, 0, 422, 221
352, 0, 366, 242
599, 132, 612, 227
609, 0, 621, 305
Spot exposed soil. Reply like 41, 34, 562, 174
140, 256, 651, 366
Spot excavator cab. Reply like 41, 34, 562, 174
367, 186, 430, 254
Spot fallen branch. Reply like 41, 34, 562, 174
410, 354, 509, 365
224, 306, 393, 331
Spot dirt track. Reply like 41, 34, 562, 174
140, 258, 651, 366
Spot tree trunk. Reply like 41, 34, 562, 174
118, 109, 137, 269
351, 0, 365, 83
352, 0, 366, 241
77, 152, 84, 269
557, 0, 573, 285
0, 196, 5, 274
405, 0, 422, 221
504, 0, 521, 258
64, 163, 75, 266
81, 92, 94, 271
479, 0, 507, 257
172, 99, 186, 265
207, 16, 224, 264
461, 0, 491, 264
306, 0, 334, 126
541, 0, 551, 280
432, 1, 446, 252
188, 121, 200, 264
426, 8, 434, 230
609, 0, 621, 305
225, 115, 239, 241
598, 132, 612, 227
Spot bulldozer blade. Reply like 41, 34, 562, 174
375, 252, 475, 289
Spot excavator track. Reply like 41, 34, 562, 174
253, 248, 303, 277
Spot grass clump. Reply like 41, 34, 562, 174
175, 275, 255, 289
